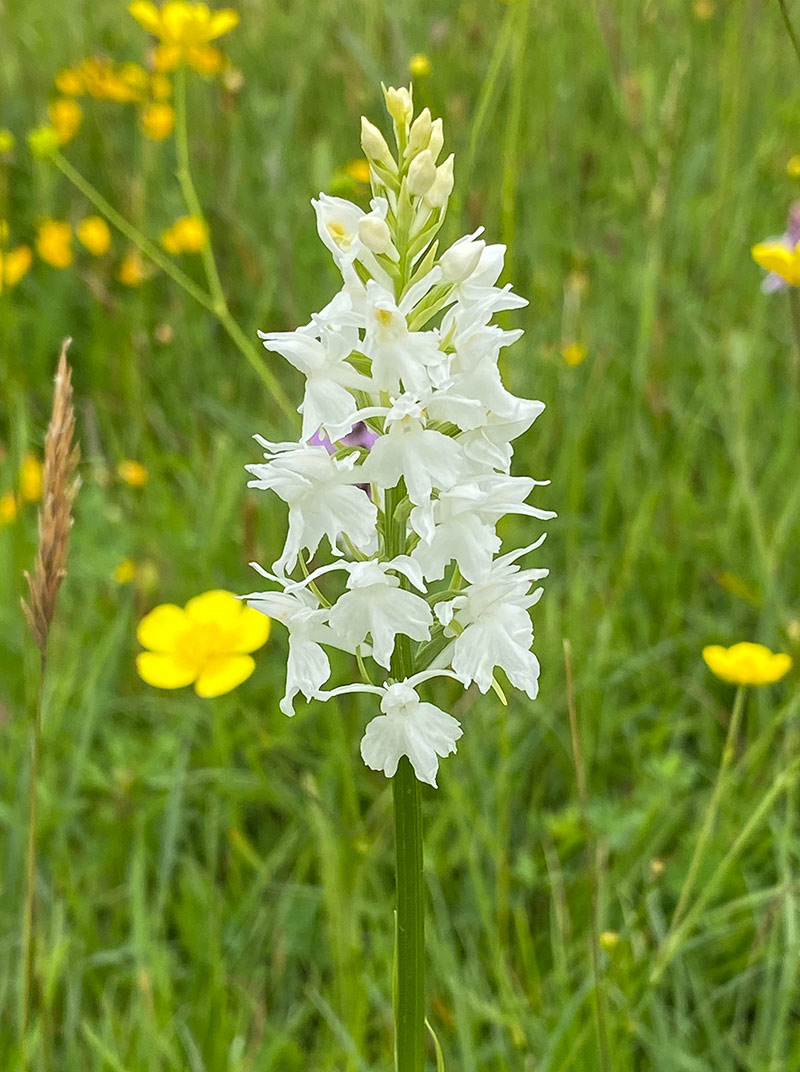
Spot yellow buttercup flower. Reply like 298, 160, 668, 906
408, 53, 432, 79
0, 129, 15, 153
36, 220, 73, 269
0, 246, 33, 292
702, 642, 792, 687
48, 98, 83, 145
561, 341, 587, 367
129, 1, 239, 75
136, 589, 270, 698
751, 240, 800, 286
599, 931, 620, 951
19, 453, 43, 503
140, 102, 175, 140
113, 558, 137, 584
787, 156, 800, 179
77, 216, 112, 256
117, 249, 148, 286
118, 459, 149, 487
55, 68, 85, 96
343, 158, 371, 185
160, 215, 208, 254
0, 491, 18, 526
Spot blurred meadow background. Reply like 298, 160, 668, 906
3, 0, 800, 1068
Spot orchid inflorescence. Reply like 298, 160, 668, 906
245, 85, 554, 787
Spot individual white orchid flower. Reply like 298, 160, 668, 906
246, 440, 377, 574
435, 544, 548, 698
326, 557, 431, 669
363, 277, 443, 394
243, 585, 336, 716
316, 670, 463, 786
361, 395, 463, 507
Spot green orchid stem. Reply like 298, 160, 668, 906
385, 478, 425, 1070
393, 756, 425, 1072
49, 150, 297, 426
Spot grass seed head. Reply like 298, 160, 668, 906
22, 338, 80, 652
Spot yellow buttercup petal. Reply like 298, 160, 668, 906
129, 0, 163, 34
137, 651, 198, 689
184, 589, 242, 628
137, 602, 190, 652
207, 9, 239, 38
228, 605, 271, 653
751, 242, 800, 285
194, 654, 255, 698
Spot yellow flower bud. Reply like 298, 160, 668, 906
36, 220, 73, 269
28, 125, 61, 159
409, 53, 432, 79
48, 98, 83, 145
140, 102, 175, 141
0, 129, 15, 153
77, 216, 112, 256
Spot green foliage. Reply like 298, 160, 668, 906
2, 0, 800, 1068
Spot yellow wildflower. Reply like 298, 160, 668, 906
599, 931, 620, 951
561, 341, 587, 367
751, 240, 800, 286
702, 642, 792, 687
77, 216, 112, 256
19, 454, 43, 503
788, 156, 800, 179
117, 250, 148, 286
0, 246, 33, 292
36, 220, 73, 269
55, 68, 85, 96
136, 589, 270, 698
140, 102, 175, 140
48, 98, 83, 145
693, 0, 715, 18
128, 1, 239, 75
408, 53, 432, 79
79, 58, 145, 103
27, 125, 61, 159
160, 215, 208, 254
0, 492, 18, 526
113, 558, 137, 584
150, 72, 173, 99
343, 158, 371, 185
118, 459, 149, 487
0, 129, 15, 153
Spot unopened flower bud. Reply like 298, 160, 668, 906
427, 118, 444, 162
407, 108, 432, 155
439, 238, 485, 282
406, 149, 436, 196
358, 214, 399, 261
424, 153, 454, 207
383, 84, 413, 127
360, 116, 395, 170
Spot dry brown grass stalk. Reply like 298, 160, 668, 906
22, 338, 80, 652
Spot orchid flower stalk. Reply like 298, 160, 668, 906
245, 84, 553, 1070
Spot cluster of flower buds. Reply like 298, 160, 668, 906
245, 84, 553, 787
